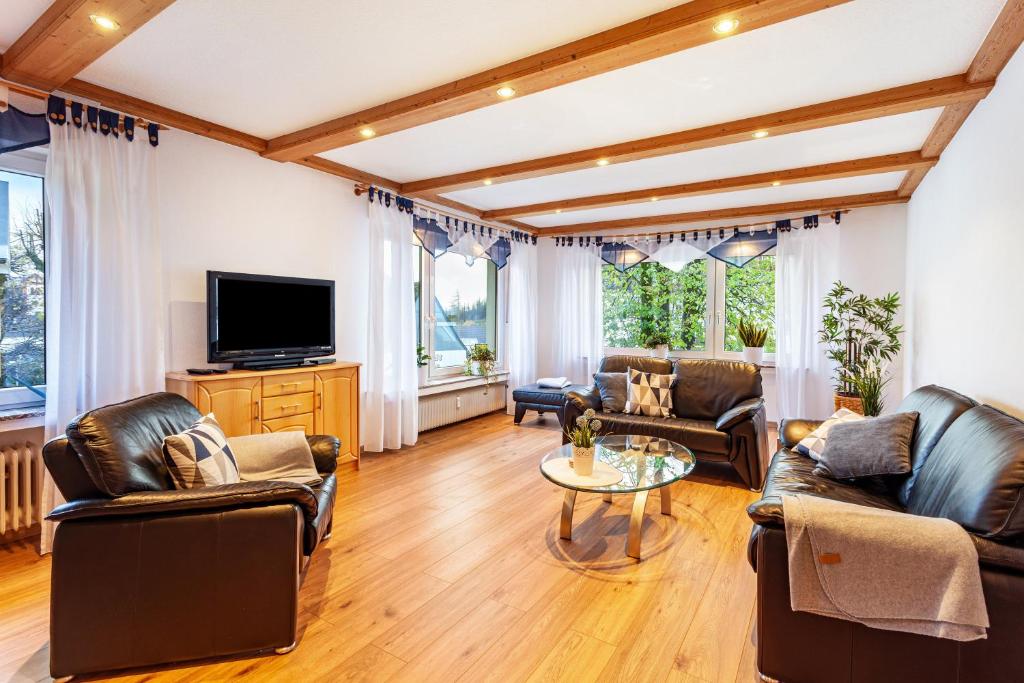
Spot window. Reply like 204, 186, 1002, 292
419, 250, 500, 379
602, 252, 776, 361
0, 155, 47, 406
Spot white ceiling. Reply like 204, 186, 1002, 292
2, 0, 1007, 230
320, 0, 1002, 183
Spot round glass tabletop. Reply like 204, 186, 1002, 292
540, 434, 696, 493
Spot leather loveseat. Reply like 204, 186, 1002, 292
563, 355, 769, 490
747, 385, 1024, 683
42, 392, 339, 681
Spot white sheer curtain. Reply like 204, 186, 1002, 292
364, 200, 418, 451
505, 239, 537, 413
41, 121, 165, 553
551, 247, 603, 384
775, 225, 840, 420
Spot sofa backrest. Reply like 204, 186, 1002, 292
66, 392, 202, 497
671, 359, 762, 420
907, 405, 1024, 541
895, 385, 976, 506
599, 355, 673, 375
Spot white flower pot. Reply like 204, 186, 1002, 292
653, 344, 669, 359
742, 346, 764, 365
418, 365, 429, 386
572, 446, 595, 476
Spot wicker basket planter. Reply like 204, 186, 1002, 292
834, 393, 864, 415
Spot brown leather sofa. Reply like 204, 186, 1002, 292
564, 355, 769, 489
747, 385, 1024, 683
42, 392, 339, 681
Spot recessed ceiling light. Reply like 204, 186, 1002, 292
555, 209, 562, 214
713, 18, 739, 35
496, 86, 516, 99
771, 181, 782, 186
483, 179, 493, 186
752, 130, 769, 139
89, 14, 120, 31
650, 197, 659, 202
596, 158, 610, 166
359, 127, 376, 139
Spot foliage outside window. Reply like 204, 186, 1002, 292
602, 260, 707, 352
0, 170, 45, 395
724, 255, 776, 353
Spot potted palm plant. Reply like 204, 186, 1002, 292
416, 344, 431, 386
737, 319, 769, 365
564, 408, 602, 476
819, 281, 903, 415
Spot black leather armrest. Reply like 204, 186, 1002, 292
47, 481, 318, 523
973, 535, 1024, 573
306, 435, 340, 474
747, 497, 785, 529
716, 398, 764, 431
565, 387, 601, 413
779, 418, 824, 449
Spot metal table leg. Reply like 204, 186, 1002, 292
560, 489, 577, 540
627, 489, 650, 559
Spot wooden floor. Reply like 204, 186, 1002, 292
0, 411, 768, 683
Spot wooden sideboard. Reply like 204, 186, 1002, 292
166, 362, 361, 468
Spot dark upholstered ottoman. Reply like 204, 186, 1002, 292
511, 383, 587, 426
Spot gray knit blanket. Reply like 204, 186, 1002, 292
782, 494, 988, 641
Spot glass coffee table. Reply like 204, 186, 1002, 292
540, 435, 696, 559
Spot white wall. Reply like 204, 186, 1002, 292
533, 204, 908, 422
904, 45, 1024, 418
156, 131, 369, 371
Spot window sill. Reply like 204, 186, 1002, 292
0, 405, 45, 432
419, 371, 510, 397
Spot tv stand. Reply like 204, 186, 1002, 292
232, 357, 337, 371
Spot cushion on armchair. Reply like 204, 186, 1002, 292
163, 413, 240, 489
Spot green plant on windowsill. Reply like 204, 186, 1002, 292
737, 319, 769, 348
467, 343, 496, 377
641, 330, 671, 349
416, 344, 431, 367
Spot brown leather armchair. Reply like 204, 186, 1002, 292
42, 392, 339, 681
747, 385, 1024, 683
563, 356, 769, 490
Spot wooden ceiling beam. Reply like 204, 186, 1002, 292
483, 152, 934, 220
0, 0, 176, 91
899, 0, 1024, 198
261, 0, 850, 161
402, 75, 992, 196
536, 191, 907, 236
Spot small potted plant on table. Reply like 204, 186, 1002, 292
564, 409, 602, 476
737, 319, 769, 365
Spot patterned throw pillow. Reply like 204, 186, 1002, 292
795, 408, 866, 461
163, 413, 240, 489
625, 367, 676, 417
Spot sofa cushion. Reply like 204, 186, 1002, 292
593, 372, 627, 412
671, 359, 762, 420
795, 408, 865, 460
596, 412, 729, 456
67, 392, 201, 497
599, 355, 672, 375
908, 405, 1024, 540
747, 448, 904, 528
625, 367, 676, 417
813, 412, 919, 480
895, 385, 976, 506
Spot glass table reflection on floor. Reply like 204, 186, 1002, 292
540, 434, 696, 559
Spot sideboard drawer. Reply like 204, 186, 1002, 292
262, 392, 314, 420
261, 413, 314, 434
262, 372, 314, 398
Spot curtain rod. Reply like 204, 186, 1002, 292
544, 210, 850, 242
353, 183, 529, 236
1, 78, 168, 130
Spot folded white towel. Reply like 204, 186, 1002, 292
536, 377, 570, 389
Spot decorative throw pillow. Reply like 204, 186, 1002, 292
814, 412, 920, 479
625, 367, 676, 418
795, 408, 865, 461
593, 372, 628, 412
162, 413, 240, 489
229, 431, 322, 486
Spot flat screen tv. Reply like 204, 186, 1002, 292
207, 271, 335, 367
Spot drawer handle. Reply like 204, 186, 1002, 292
282, 403, 302, 413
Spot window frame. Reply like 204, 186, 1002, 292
0, 148, 48, 408
417, 247, 505, 382
603, 251, 776, 365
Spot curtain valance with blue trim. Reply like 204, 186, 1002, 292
40, 95, 159, 147
706, 230, 778, 267
0, 106, 49, 155
367, 186, 534, 270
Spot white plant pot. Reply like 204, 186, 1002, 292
572, 446, 595, 476
742, 346, 764, 365
470, 360, 481, 375
418, 365, 429, 386
652, 344, 669, 359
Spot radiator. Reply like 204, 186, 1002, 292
1, 442, 43, 537
419, 381, 507, 431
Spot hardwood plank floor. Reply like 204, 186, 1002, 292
0, 411, 767, 683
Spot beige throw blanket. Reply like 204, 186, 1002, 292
782, 494, 988, 641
